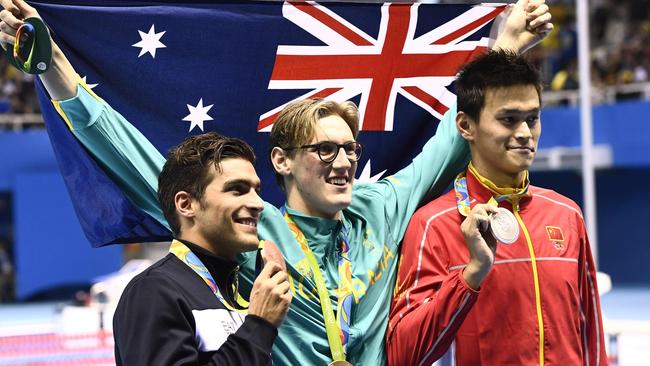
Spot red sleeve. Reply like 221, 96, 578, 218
578, 220, 609, 365
387, 209, 479, 366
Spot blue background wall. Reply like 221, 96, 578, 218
0, 100, 649, 298
0, 132, 121, 300
533, 168, 650, 285
539, 100, 650, 167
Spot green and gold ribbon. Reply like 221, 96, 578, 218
454, 163, 530, 216
169, 240, 248, 312
282, 207, 353, 364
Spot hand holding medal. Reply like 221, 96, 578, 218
249, 240, 291, 328
0, 0, 51, 74
459, 203, 500, 289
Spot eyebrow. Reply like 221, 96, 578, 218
222, 178, 261, 191
497, 108, 540, 115
313, 139, 357, 144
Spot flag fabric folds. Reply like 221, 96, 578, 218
30, 0, 504, 247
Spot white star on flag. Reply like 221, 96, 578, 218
356, 159, 386, 184
80, 76, 98, 89
182, 98, 214, 132
132, 24, 167, 58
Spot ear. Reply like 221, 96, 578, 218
174, 191, 197, 219
270, 147, 292, 177
456, 111, 475, 142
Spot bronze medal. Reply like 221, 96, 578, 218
328, 361, 353, 366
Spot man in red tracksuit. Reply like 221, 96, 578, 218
387, 51, 607, 366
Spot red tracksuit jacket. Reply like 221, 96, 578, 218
387, 168, 607, 366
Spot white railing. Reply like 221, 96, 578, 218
1, 82, 650, 131
0, 113, 44, 131
543, 81, 650, 107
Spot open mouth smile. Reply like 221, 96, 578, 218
326, 177, 349, 186
234, 218, 257, 228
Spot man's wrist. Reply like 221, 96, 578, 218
491, 37, 522, 55
463, 260, 492, 290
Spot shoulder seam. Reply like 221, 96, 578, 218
532, 193, 583, 219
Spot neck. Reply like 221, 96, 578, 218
177, 232, 236, 261
285, 199, 342, 220
469, 162, 527, 190
285, 186, 342, 220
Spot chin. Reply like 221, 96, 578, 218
333, 195, 353, 209
318, 201, 350, 219
503, 158, 531, 172
332, 202, 352, 215
516, 160, 534, 171
236, 235, 260, 253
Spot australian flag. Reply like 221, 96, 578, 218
31, 0, 505, 247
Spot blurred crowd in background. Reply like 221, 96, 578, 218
0, 56, 39, 115
1, 0, 650, 117
528, 0, 650, 102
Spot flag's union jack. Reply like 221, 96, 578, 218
31, 1, 507, 246
258, 1, 506, 132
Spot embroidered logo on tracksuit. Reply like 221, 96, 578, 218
545, 226, 567, 255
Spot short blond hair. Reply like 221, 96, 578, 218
270, 98, 359, 188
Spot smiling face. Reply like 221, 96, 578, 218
188, 158, 264, 259
283, 115, 358, 219
461, 85, 541, 186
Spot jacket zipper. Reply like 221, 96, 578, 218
513, 200, 545, 366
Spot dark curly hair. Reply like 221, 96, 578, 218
456, 50, 542, 122
157, 132, 256, 236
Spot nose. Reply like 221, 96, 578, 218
247, 190, 264, 214
331, 146, 352, 169
514, 121, 533, 141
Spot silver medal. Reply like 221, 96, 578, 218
489, 207, 519, 244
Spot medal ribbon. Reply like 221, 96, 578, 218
282, 208, 352, 363
13, 23, 36, 72
454, 163, 530, 215
169, 240, 248, 313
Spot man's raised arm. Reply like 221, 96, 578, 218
0, 0, 77, 100
1, 0, 168, 229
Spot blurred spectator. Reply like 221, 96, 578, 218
0, 56, 39, 114
551, 59, 579, 91
540, 0, 650, 105
0, 241, 14, 302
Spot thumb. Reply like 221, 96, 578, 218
13, 0, 38, 19
259, 260, 281, 279
505, 0, 528, 21
0, 0, 19, 17
502, 0, 527, 21
513, 0, 528, 12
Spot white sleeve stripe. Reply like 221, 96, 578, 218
586, 261, 601, 366
407, 204, 459, 308
448, 257, 578, 271
417, 293, 472, 366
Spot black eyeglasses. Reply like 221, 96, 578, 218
284, 141, 363, 163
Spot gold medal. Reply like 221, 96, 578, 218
328, 361, 353, 366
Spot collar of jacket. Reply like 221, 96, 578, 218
177, 238, 242, 307
284, 205, 347, 260
466, 164, 532, 211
